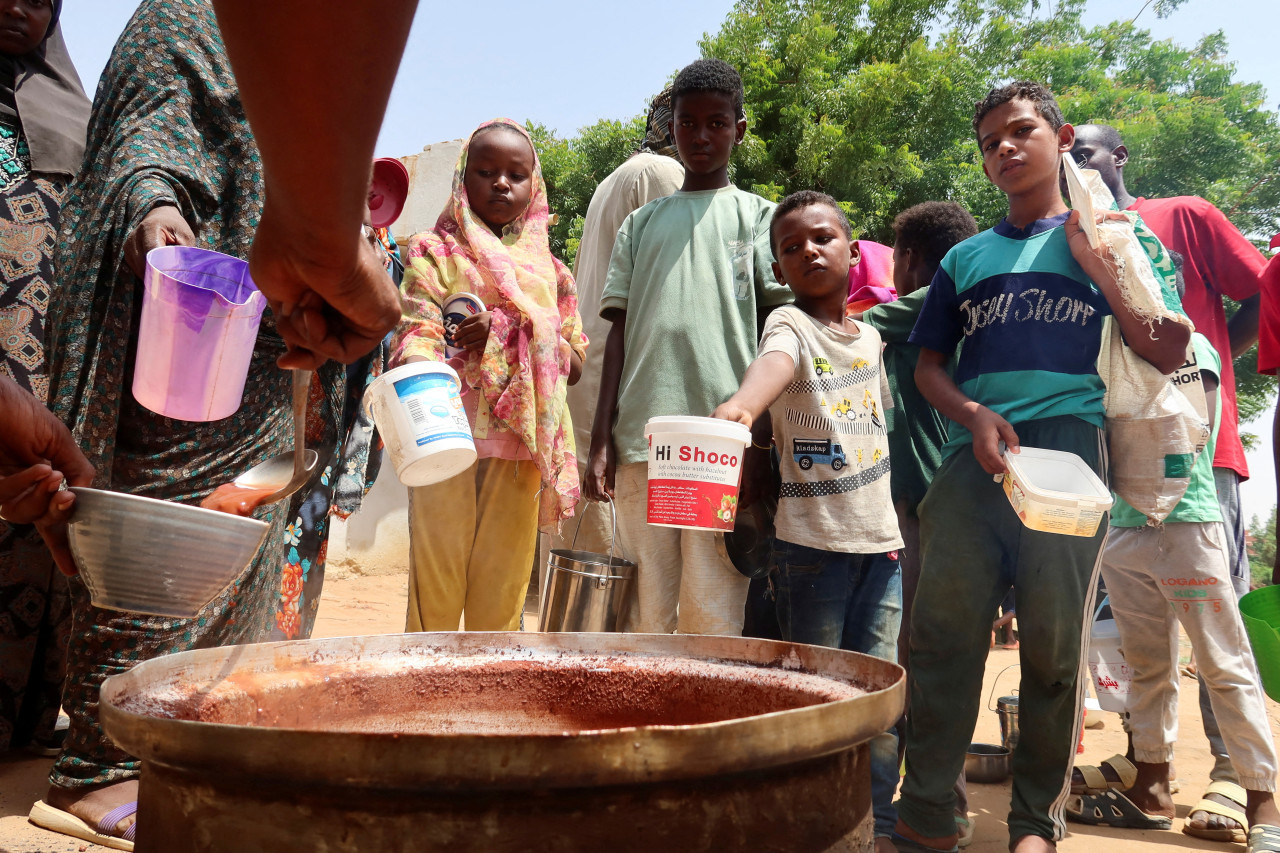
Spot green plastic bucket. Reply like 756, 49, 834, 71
1240, 585, 1280, 703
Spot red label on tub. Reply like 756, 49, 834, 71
646, 479, 740, 531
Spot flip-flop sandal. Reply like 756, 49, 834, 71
1065, 790, 1173, 830
1250, 825, 1280, 853
28, 799, 137, 851
955, 814, 976, 849
1073, 753, 1138, 793
890, 832, 959, 853
1183, 780, 1249, 843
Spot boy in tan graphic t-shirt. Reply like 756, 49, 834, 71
713, 190, 903, 848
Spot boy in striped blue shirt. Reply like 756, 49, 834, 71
892, 82, 1189, 853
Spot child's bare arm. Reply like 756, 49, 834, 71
565, 342, 584, 386
585, 311, 626, 501
1203, 369, 1219, 437
1066, 210, 1191, 374
712, 352, 795, 429
916, 348, 1021, 476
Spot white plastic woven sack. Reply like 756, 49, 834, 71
1063, 155, 1207, 523
1062, 156, 1186, 327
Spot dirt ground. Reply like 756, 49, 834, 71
2, 564, 1278, 852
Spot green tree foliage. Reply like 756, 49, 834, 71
532, 0, 1279, 428
704, 0, 1280, 427
1248, 506, 1276, 588
529, 116, 647, 267
701, 0, 1280, 244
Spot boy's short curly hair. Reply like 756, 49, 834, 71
972, 80, 1065, 139
770, 190, 851, 257
892, 202, 979, 270
671, 58, 745, 121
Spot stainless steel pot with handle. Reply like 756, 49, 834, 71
539, 497, 635, 632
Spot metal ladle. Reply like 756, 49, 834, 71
232, 369, 318, 504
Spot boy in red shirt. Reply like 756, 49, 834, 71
1071, 123, 1268, 841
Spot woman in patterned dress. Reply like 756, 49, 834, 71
29, 1, 354, 846
0, 0, 89, 756
266, 192, 399, 643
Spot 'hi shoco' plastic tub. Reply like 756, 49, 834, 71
1088, 598, 1131, 712
644, 416, 751, 532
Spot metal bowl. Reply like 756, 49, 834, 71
964, 742, 1011, 784
67, 486, 269, 618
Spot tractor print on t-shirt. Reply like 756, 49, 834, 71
862, 389, 883, 429
775, 321, 891, 501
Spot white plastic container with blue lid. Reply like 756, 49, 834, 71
364, 361, 476, 486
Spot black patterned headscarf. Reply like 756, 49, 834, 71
0, 0, 91, 176
641, 86, 681, 163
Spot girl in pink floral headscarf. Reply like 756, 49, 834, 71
393, 119, 586, 631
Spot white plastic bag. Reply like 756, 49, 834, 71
1062, 155, 1207, 523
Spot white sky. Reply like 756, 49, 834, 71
56, 0, 1280, 522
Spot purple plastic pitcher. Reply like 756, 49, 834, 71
133, 246, 267, 421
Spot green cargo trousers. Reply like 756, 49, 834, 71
896, 416, 1108, 843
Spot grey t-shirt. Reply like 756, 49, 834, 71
759, 306, 903, 553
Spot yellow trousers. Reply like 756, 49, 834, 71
406, 458, 540, 631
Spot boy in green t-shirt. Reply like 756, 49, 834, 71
1067, 334, 1280, 844
859, 200, 978, 845
583, 59, 792, 636
861, 202, 977, 659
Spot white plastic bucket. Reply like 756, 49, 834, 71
1000, 446, 1113, 537
1088, 598, 1131, 712
643, 416, 751, 531
364, 362, 476, 487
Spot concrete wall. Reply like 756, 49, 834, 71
328, 139, 464, 576
393, 138, 464, 244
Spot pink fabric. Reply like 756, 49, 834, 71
1260, 250, 1280, 376
846, 240, 896, 314
460, 383, 533, 461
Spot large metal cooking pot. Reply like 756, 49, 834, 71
101, 632, 904, 853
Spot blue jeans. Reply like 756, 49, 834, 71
772, 539, 903, 838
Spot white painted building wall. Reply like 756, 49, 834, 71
393, 139, 464, 245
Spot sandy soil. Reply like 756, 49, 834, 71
1, 564, 1277, 852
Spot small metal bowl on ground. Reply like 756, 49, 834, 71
67, 487, 269, 618
965, 742, 1011, 784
